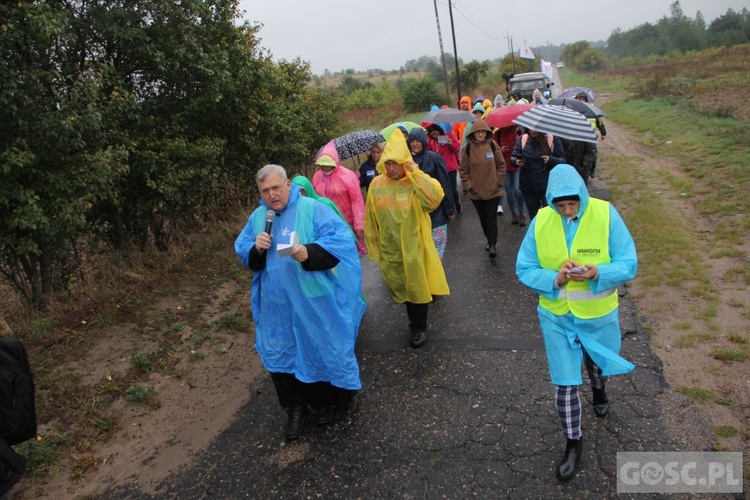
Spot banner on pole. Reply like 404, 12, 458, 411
541, 59, 554, 80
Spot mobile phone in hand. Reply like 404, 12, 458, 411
569, 266, 587, 274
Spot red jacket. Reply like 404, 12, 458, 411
427, 132, 460, 172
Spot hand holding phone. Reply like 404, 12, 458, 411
568, 266, 587, 274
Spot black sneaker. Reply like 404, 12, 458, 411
411, 330, 426, 348
284, 406, 307, 440
489, 245, 497, 259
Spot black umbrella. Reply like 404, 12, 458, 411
547, 98, 606, 119
331, 130, 385, 161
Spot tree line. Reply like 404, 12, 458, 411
1, 0, 344, 305
606, 2, 749, 60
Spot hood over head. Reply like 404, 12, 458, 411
291, 175, 318, 199
494, 94, 505, 108
407, 127, 429, 153
315, 141, 342, 167
467, 118, 492, 140
545, 164, 590, 215
376, 126, 414, 174
459, 95, 472, 109
472, 102, 485, 113
533, 89, 543, 99
482, 99, 493, 111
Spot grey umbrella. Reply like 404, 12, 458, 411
513, 105, 598, 143
421, 107, 476, 124
557, 86, 599, 102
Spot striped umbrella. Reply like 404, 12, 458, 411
513, 105, 598, 143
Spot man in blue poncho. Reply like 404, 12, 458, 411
516, 164, 637, 482
235, 164, 366, 441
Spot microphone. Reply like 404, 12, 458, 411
264, 209, 275, 234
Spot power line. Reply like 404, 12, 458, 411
437, 0, 506, 44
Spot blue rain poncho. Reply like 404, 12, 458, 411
516, 164, 638, 385
235, 186, 366, 390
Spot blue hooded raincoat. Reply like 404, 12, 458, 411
516, 164, 638, 386
235, 185, 366, 390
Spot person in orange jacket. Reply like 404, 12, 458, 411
452, 95, 473, 144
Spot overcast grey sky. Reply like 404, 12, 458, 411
237, 0, 746, 75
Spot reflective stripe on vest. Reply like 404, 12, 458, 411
535, 198, 618, 319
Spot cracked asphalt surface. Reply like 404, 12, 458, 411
102, 178, 732, 499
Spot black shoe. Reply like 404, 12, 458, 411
311, 405, 336, 425
489, 245, 497, 259
485, 243, 491, 252
592, 387, 609, 417
284, 406, 307, 440
557, 437, 583, 482
411, 330, 426, 348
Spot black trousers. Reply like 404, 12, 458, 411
471, 197, 500, 245
270, 372, 353, 410
521, 187, 547, 221
405, 301, 429, 332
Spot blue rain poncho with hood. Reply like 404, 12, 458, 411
235, 184, 366, 390
516, 164, 638, 385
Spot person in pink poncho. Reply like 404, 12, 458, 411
313, 141, 367, 254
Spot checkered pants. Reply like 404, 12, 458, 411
555, 349, 608, 439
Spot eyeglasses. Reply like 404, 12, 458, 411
260, 184, 285, 196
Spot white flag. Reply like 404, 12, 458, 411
519, 46, 535, 60
541, 59, 554, 80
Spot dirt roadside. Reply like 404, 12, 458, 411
595, 108, 749, 458
16, 103, 749, 497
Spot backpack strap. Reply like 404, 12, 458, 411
521, 133, 554, 150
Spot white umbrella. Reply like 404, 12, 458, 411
513, 105, 598, 143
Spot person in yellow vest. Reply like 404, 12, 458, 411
364, 130, 450, 348
515, 164, 637, 482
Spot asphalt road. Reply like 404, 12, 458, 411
101, 179, 725, 499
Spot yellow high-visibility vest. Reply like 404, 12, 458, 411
535, 198, 618, 318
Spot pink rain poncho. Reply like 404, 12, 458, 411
313, 141, 366, 254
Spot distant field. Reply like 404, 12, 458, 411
317, 71, 426, 87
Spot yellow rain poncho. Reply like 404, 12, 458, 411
364, 131, 450, 303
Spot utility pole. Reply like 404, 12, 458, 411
509, 35, 516, 73
448, 0, 460, 105
432, 0, 450, 96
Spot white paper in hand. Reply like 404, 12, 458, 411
276, 231, 299, 257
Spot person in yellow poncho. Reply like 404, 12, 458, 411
364, 131, 450, 348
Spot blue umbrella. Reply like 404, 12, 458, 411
513, 105, 598, 143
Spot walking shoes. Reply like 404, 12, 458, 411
592, 387, 609, 417
411, 330, 426, 348
557, 437, 583, 481
284, 406, 307, 440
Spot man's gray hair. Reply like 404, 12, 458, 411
256, 164, 288, 184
